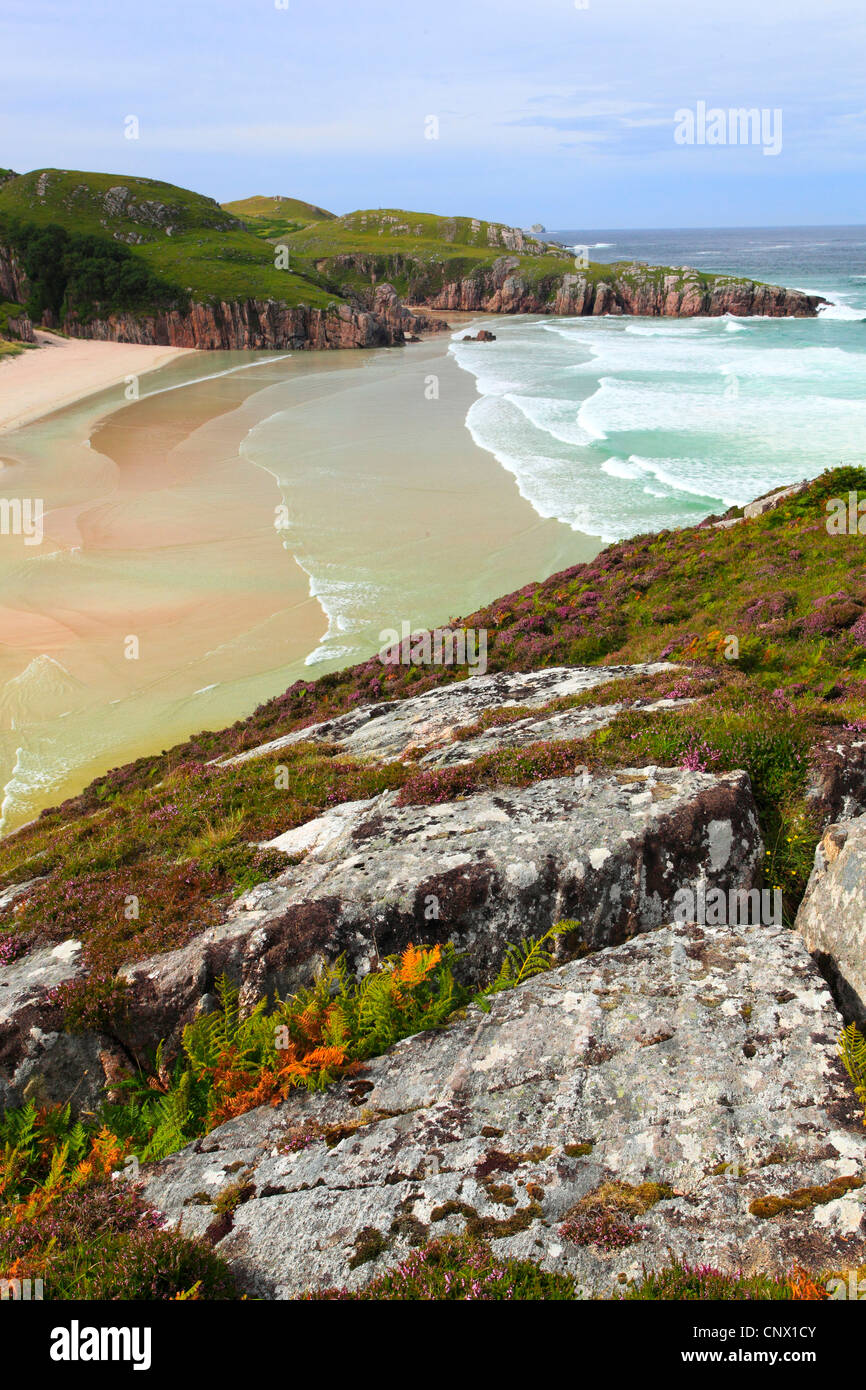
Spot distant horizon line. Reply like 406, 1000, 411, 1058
545, 222, 866, 233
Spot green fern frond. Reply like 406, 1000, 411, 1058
840, 1022, 866, 1122
477, 920, 575, 1002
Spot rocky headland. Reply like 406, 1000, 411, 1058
0, 169, 826, 353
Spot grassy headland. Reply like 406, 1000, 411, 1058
0, 168, 794, 341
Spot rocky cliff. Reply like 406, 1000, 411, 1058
56, 283, 442, 351
416, 256, 824, 318
0, 230, 824, 358
0, 242, 26, 303
0, 235, 442, 349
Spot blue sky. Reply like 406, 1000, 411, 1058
2, 0, 864, 228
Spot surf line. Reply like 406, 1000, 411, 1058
139, 354, 294, 400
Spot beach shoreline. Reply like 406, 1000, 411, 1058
0, 331, 197, 433
0, 329, 602, 833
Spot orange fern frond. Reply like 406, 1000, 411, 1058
296, 1045, 347, 1073
788, 1265, 828, 1300
393, 942, 442, 986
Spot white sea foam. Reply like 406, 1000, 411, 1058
504, 393, 592, 446
292, 554, 367, 668
622, 321, 711, 337
601, 456, 648, 481
817, 301, 866, 321
447, 300, 866, 542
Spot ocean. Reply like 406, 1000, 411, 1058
449, 226, 866, 542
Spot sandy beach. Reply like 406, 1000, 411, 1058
0, 331, 196, 433
0, 331, 601, 832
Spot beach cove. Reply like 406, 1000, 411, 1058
0, 330, 599, 832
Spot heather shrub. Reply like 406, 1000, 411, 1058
621, 1261, 796, 1300
0, 1184, 237, 1300
305, 1234, 579, 1300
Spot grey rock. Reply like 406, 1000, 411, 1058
806, 735, 866, 827
796, 818, 866, 1027
743, 481, 808, 519
0, 938, 111, 1113
219, 663, 679, 769
419, 697, 691, 769
0, 877, 43, 915
115, 766, 762, 1060
142, 920, 866, 1298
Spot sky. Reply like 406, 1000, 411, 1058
2, 0, 865, 228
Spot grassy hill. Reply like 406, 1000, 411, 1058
222, 194, 336, 241
0, 168, 796, 338
0, 170, 615, 320
223, 194, 336, 222
280, 206, 578, 301
0, 169, 338, 308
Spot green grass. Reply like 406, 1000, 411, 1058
0, 170, 341, 307
222, 193, 336, 223
0, 1183, 239, 1299
305, 1234, 581, 1299
0, 171, 762, 318
305, 1238, 834, 1300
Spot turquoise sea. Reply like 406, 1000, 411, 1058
449, 226, 866, 541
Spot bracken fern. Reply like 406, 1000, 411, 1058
840, 1023, 866, 1121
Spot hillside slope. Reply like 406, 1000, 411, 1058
2, 468, 866, 1299
281, 207, 823, 317
1, 463, 864, 967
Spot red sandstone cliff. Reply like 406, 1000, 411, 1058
0, 237, 825, 356
417, 257, 823, 318
56, 284, 444, 351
